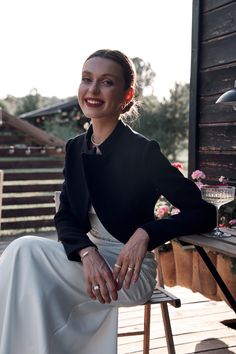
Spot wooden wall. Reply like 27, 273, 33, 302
0, 111, 65, 236
189, 0, 236, 185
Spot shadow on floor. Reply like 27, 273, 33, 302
194, 338, 235, 353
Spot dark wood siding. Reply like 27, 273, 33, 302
189, 0, 236, 185
0, 111, 65, 236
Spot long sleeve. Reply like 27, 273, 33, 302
140, 141, 216, 250
54, 140, 96, 262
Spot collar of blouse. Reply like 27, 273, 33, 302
83, 120, 127, 156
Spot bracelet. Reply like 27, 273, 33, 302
81, 251, 89, 260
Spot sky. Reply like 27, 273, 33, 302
0, 0, 193, 101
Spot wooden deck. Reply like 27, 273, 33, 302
0, 234, 235, 353
118, 286, 236, 353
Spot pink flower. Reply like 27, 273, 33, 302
171, 208, 180, 215
195, 181, 204, 190
171, 162, 184, 170
219, 176, 229, 185
229, 219, 236, 227
156, 205, 170, 219
191, 170, 206, 181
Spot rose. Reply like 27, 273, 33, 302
155, 205, 170, 219
191, 170, 206, 181
171, 162, 184, 170
191, 170, 206, 189
171, 208, 180, 215
229, 219, 236, 227
219, 176, 229, 185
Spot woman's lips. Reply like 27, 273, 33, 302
85, 98, 104, 108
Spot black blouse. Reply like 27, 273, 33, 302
54, 120, 216, 262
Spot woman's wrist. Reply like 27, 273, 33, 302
136, 228, 150, 244
79, 247, 97, 261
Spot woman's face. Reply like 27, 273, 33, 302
78, 57, 127, 121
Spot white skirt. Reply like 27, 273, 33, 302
0, 208, 156, 354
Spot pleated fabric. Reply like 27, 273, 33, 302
0, 208, 156, 354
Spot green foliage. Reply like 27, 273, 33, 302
132, 57, 156, 97
134, 83, 189, 160
219, 199, 236, 226
43, 117, 83, 141
15, 88, 40, 115
1, 90, 62, 116
0, 95, 19, 114
0, 99, 6, 110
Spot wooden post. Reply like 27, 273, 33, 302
188, 0, 200, 177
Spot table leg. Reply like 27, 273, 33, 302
195, 245, 236, 313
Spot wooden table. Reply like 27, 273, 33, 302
179, 228, 236, 313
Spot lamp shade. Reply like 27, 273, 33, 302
216, 80, 236, 106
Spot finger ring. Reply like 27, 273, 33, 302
93, 285, 100, 291
128, 266, 134, 272
114, 263, 122, 269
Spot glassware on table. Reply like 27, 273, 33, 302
201, 185, 235, 238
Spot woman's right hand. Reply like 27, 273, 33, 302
79, 247, 118, 304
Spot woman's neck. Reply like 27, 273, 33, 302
91, 118, 120, 146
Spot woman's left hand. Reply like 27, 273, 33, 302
113, 228, 149, 290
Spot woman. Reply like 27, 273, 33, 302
0, 49, 215, 354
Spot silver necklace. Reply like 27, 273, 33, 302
91, 134, 101, 147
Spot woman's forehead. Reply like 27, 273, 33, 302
82, 57, 124, 78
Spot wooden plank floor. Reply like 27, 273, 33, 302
118, 286, 236, 353
1, 234, 235, 353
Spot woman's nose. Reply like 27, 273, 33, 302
89, 81, 100, 94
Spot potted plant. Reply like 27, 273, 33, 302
191, 248, 219, 300
155, 162, 193, 288
216, 255, 236, 305
172, 239, 194, 289
158, 242, 176, 287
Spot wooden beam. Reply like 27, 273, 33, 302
1, 109, 65, 147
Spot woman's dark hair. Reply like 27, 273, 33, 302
86, 49, 139, 119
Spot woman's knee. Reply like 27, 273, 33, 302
4, 236, 43, 258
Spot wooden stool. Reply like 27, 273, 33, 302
118, 248, 181, 354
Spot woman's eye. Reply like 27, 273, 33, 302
102, 80, 113, 86
81, 77, 91, 83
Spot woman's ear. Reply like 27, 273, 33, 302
125, 88, 134, 104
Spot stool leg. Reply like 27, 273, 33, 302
160, 303, 175, 354
143, 304, 151, 354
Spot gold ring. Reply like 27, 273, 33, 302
128, 266, 134, 272
114, 263, 122, 269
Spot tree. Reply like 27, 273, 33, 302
1, 90, 61, 116
132, 57, 156, 97
0, 99, 6, 110
15, 88, 41, 115
135, 83, 189, 161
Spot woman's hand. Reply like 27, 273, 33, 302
113, 228, 149, 290
79, 247, 118, 304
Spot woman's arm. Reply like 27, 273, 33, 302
54, 179, 97, 262
54, 139, 96, 262
140, 140, 216, 250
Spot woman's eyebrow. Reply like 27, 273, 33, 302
82, 70, 118, 79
